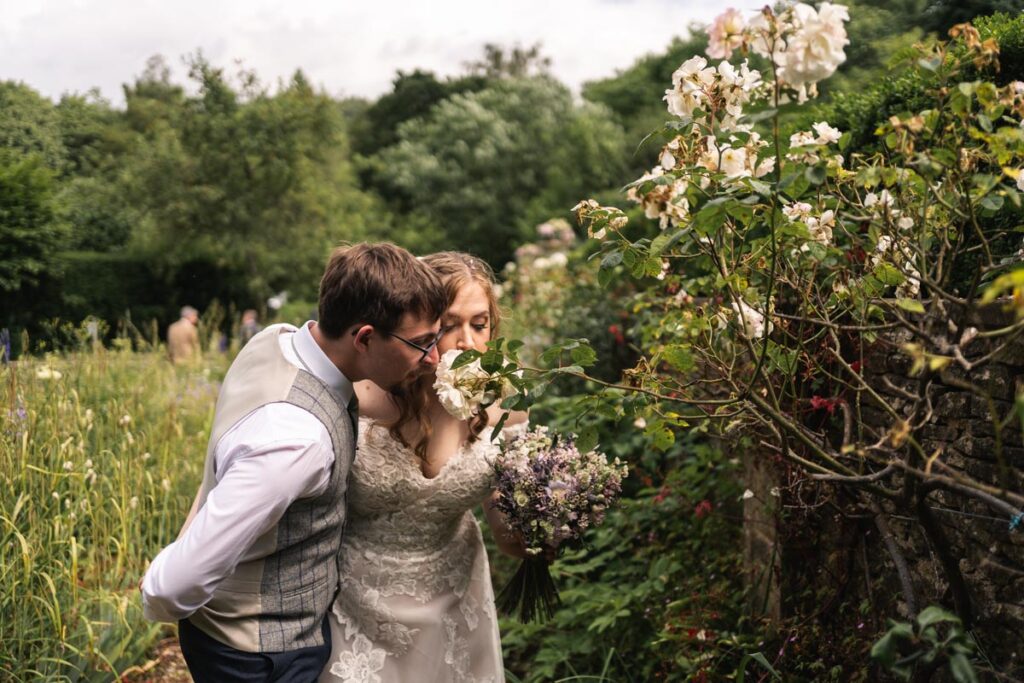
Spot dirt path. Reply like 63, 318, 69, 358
120, 638, 190, 683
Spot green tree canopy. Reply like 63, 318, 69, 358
377, 76, 628, 266
0, 152, 64, 292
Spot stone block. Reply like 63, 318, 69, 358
935, 392, 972, 418
971, 364, 1019, 402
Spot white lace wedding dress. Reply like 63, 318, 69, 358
320, 417, 508, 683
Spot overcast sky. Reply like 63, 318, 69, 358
0, 0, 768, 105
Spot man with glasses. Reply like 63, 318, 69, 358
142, 243, 447, 683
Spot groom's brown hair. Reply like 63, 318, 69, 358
317, 243, 446, 338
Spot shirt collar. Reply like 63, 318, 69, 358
292, 321, 355, 406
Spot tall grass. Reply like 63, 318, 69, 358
1, 343, 224, 681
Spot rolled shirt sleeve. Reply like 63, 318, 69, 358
141, 402, 334, 622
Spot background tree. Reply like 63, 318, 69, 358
376, 76, 628, 266
0, 152, 63, 292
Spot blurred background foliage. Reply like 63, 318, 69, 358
2, 0, 1021, 355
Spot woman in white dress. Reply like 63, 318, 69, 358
320, 252, 527, 683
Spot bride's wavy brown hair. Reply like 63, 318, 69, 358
384, 252, 502, 460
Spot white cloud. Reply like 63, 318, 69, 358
0, 0, 766, 104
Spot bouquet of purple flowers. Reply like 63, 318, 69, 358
492, 425, 628, 622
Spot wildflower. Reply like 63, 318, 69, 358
783, 202, 813, 221
742, 489, 755, 500
129, 496, 139, 510
811, 395, 842, 414
36, 366, 62, 381
119, 414, 132, 426
805, 209, 835, 246
63, 461, 74, 471
790, 130, 817, 148
720, 147, 750, 178
141, 452, 152, 461
706, 8, 746, 60
660, 147, 676, 171
633, 417, 647, 429
731, 300, 772, 339
811, 121, 842, 144
864, 189, 894, 209
694, 499, 714, 518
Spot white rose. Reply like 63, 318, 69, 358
731, 300, 771, 339
812, 121, 842, 145
720, 146, 750, 178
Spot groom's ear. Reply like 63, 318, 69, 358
351, 324, 375, 351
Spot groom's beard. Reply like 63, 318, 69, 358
390, 371, 433, 397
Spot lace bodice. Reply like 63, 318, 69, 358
321, 418, 512, 683
343, 417, 499, 552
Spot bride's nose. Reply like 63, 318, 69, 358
455, 327, 472, 350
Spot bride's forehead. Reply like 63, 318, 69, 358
447, 283, 490, 314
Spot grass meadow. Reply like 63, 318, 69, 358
1, 342, 223, 681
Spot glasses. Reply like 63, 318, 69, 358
386, 328, 445, 361
352, 325, 444, 361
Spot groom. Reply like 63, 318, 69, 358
141, 243, 448, 682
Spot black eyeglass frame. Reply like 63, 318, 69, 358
351, 325, 445, 361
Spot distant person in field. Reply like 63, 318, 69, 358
167, 306, 200, 364
239, 309, 262, 347
141, 243, 447, 683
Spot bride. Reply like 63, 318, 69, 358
320, 252, 527, 683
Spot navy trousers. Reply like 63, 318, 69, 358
178, 617, 332, 683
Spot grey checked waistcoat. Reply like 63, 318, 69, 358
187, 324, 355, 653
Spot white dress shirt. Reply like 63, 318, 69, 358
141, 322, 354, 622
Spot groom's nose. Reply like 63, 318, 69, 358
422, 344, 440, 367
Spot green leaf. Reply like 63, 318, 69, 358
949, 654, 979, 683
575, 426, 599, 455
916, 605, 960, 629
646, 422, 675, 451
805, 165, 827, 186
451, 349, 482, 369
489, 411, 510, 442
875, 262, 906, 286
895, 298, 925, 313
570, 344, 598, 368
662, 344, 694, 372
739, 107, 778, 125
480, 349, 504, 373
979, 194, 1004, 212
650, 229, 684, 256
746, 652, 782, 680
601, 251, 623, 269
871, 622, 914, 667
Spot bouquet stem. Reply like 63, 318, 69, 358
496, 556, 561, 623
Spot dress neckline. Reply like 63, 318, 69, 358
360, 417, 472, 481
